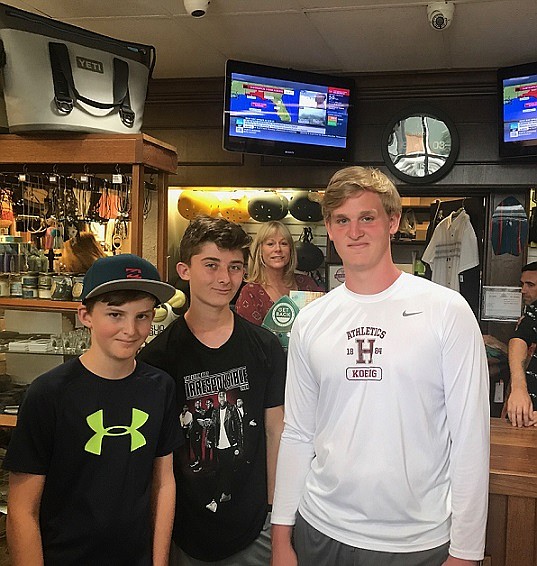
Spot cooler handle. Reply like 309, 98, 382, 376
49, 42, 134, 127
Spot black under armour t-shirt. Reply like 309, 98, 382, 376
3, 358, 182, 566
138, 313, 286, 561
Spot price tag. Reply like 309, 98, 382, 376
112, 174, 123, 184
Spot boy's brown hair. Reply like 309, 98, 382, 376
180, 215, 252, 265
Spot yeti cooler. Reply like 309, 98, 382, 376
0, 3, 155, 133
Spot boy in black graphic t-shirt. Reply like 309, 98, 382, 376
4, 255, 183, 565
138, 216, 286, 565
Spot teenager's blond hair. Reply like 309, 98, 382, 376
323, 166, 402, 221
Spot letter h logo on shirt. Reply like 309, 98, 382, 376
356, 339, 375, 364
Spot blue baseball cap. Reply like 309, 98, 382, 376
81, 254, 176, 305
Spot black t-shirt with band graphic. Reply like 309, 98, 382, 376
138, 313, 286, 562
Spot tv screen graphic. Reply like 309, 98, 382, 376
498, 62, 537, 158
223, 60, 354, 162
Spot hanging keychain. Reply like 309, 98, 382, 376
143, 175, 154, 220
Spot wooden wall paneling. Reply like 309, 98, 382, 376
146, 127, 243, 166
505, 496, 536, 566
486, 494, 507, 566
143, 70, 537, 188
168, 161, 340, 190
145, 77, 224, 129
144, 103, 224, 129
456, 122, 498, 162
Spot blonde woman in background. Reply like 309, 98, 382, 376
236, 221, 323, 325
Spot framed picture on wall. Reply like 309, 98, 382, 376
481, 286, 522, 322
326, 263, 345, 291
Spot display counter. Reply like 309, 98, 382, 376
0, 416, 532, 563
487, 417, 537, 565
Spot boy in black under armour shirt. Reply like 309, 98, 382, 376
4, 254, 183, 566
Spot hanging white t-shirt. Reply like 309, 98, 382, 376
421, 210, 479, 292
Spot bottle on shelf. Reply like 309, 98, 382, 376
47, 248, 55, 272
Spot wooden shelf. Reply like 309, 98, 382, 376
0, 298, 79, 312
0, 414, 16, 427
0, 133, 178, 277
0, 133, 177, 174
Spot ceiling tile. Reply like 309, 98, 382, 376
2, 0, 536, 78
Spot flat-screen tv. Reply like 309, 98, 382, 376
223, 59, 354, 162
498, 61, 537, 158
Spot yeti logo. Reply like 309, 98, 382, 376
76, 56, 104, 74
85, 409, 149, 455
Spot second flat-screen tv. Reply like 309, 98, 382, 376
223, 60, 354, 162
498, 61, 537, 158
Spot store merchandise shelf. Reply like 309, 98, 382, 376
0, 415, 15, 428
0, 298, 79, 312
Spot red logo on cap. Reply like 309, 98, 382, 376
126, 268, 143, 279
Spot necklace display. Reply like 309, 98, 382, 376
0, 167, 136, 270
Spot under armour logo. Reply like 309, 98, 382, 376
85, 408, 149, 455
402, 310, 423, 317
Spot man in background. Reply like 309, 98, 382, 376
507, 261, 537, 427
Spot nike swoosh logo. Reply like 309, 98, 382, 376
402, 310, 423, 317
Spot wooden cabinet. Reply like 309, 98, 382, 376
0, 133, 177, 429
0, 133, 177, 277
486, 418, 537, 565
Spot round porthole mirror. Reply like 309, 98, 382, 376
381, 107, 459, 184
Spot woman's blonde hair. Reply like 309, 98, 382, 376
247, 221, 297, 287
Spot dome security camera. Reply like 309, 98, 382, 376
184, 0, 210, 18
427, 2, 455, 30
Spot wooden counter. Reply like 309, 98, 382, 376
487, 417, 537, 566
0, 416, 533, 563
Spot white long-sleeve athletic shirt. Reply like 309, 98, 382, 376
272, 273, 489, 561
